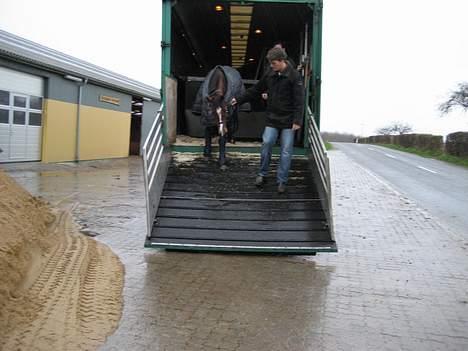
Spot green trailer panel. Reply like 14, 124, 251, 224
144, 0, 335, 254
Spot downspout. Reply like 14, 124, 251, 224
64, 74, 87, 162
75, 78, 88, 161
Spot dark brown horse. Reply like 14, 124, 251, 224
204, 67, 229, 169
193, 66, 243, 170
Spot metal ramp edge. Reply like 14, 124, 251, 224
144, 240, 337, 254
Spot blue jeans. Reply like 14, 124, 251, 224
259, 126, 295, 184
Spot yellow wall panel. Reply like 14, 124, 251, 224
79, 106, 130, 160
42, 100, 130, 162
42, 99, 77, 162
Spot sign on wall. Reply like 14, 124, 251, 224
99, 95, 120, 106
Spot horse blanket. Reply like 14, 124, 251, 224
192, 65, 245, 135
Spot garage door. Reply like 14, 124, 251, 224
0, 67, 44, 163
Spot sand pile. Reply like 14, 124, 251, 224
0, 171, 124, 350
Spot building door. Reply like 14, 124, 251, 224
0, 67, 44, 163
129, 97, 142, 155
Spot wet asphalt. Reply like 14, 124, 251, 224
334, 142, 468, 235
2, 152, 468, 351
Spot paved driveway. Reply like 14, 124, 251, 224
2, 151, 467, 351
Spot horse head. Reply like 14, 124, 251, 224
201, 66, 241, 169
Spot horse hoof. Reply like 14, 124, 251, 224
220, 165, 228, 171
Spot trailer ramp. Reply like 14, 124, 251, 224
145, 153, 335, 254
143, 106, 336, 254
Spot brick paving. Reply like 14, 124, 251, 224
2, 150, 468, 351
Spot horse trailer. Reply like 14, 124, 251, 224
143, 0, 337, 254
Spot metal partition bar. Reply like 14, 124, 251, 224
143, 104, 170, 237
306, 106, 334, 236
308, 122, 327, 194
307, 106, 329, 196
147, 118, 164, 187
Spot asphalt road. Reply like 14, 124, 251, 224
334, 142, 468, 236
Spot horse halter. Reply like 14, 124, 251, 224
216, 107, 225, 136
206, 92, 227, 136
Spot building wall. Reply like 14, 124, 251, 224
80, 105, 131, 160
42, 81, 132, 162
42, 99, 77, 162
1, 58, 133, 163
42, 98, 131, 162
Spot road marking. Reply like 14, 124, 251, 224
367, 147, 376, 151
385, 153, 397, 159
417, 166, 438, 174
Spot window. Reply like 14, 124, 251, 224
30, 96, 43, 110
0, 90, 9, 106
0, 109, 8, 123
13, 111, 26, 125
14, 96, 27, 108
29, 112, 42, 126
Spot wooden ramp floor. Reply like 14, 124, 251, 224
146, 153, 336, 254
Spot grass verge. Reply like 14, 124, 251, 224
325, 142, 333, 150
379, 144, 468, 168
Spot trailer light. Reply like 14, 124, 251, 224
215, 5, 223, 12
255, 29, 262, 34
221, 45, 227, 49
249, 58, 254, 62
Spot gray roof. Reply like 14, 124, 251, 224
0, 29, 161, 101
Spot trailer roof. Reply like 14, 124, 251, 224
0, 29, 161, 101
229, 0, 319, 3
172, 0, 314, 78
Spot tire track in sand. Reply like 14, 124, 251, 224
1, 205, 124, 351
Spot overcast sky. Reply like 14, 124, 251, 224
1, 0, 467, 136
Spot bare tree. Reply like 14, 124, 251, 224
439, 82, 468, 115
376, 121, 413, 135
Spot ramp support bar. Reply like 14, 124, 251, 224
143, 104, 171, 237
306, 106, 334, 238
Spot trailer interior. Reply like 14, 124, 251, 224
170, 0, 316, 141
143, 0, 336, 254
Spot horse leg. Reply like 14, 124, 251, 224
204, 127, 212, 158
219, 134, 227, 170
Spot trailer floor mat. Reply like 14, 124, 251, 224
147, 152, 336, 253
